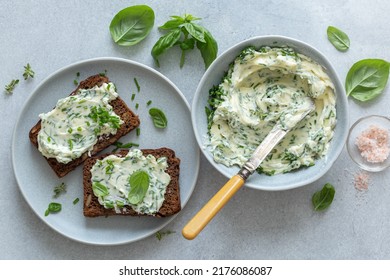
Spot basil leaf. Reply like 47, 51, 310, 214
109, 5, 155, 46
149, 108, 168, 128
92, 182, 109, 197
345, 59, 390, 101
128, 170, 150, 204
312, 183, 335, 211
45, 202, 62, 216
196, 27, 218, 69
183, 22, 205, 43
159, 16, 185, 30
151, 28, 182, 67
327, 26, 350, 51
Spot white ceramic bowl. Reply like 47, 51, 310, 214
191, 35, 349, 191
347, 115, 390, 172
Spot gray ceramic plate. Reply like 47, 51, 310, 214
192, 35, 349, 191
12, 58, 199, 245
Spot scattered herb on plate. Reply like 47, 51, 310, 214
327, 26, 350, 52
128, 170, 150, 204
109, 5, 155, 46
149, 108, 168, 128
151, 13, 218, 68
44, 202, 62, 216
134, 77, 141, 92
23, 63, 35, 80
4, 79, 19, 94
112, 141, 139, 152
53, 182, 67, 198
155, 230, 175, 241
312, 183, 335, 211
73, 198, 80, 205
345, 59, 390, 102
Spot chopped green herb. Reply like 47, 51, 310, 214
131, 93, 136, 101
45, 202, 62, 216
88, 106, 121, 130
76, 72, 80, 77
105, 160, 115, 174
112, 141, 139, 152
74, 79, 78, 86
155, 230, 175, 241
23, 63, 35, 80
4, 79, 19, 94
73, 198, 80, 205
68, 139, 73, 150
53, 182, 67, 198
135, 103, 139, 109
136, 127, 141, 136
134, 77, 141, 92
146, 100, 152, 106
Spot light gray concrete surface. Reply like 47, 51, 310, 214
1, 0, 390, 259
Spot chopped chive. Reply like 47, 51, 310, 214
73, 79, 78, 86
76, 72, 80, 77
68, 139, 73, 150
134, 78, 140, 92
136, 127, 141, 136
147, 100, 152, 106
135, 103, 139, 109
131, 93, 136, 101
73, 198, 80, 205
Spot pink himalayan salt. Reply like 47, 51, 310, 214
354, 170, 370, 191
355, 125, 390, 163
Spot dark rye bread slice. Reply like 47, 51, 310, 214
83, 148, 181, 217
29, 74, 140, 178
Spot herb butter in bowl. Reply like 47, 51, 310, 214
192, 35, 349, 191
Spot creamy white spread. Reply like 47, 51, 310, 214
90, 149, 171, 215
37, 83, 123, 164
208, 46, 336, 175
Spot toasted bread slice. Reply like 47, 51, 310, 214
83, 148, 181, 217
29, 74, 140, 178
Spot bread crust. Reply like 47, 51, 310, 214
29, 74, 140, 177
83, 148, 181, 217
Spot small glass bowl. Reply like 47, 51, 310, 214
347, 115, 390, 172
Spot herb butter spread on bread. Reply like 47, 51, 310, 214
29, 74, 140, 177
38, 82, 123, 164
83, 148, 181, 217
90, 149, 170, 215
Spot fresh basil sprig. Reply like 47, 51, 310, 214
345, 59, 390, 102
327, 26, 350, 52
109, 5, 155, 46
149, 108, 168, 128
151, 14, 218, 69
312, 183, 335, 211
128, 170, 150, 204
